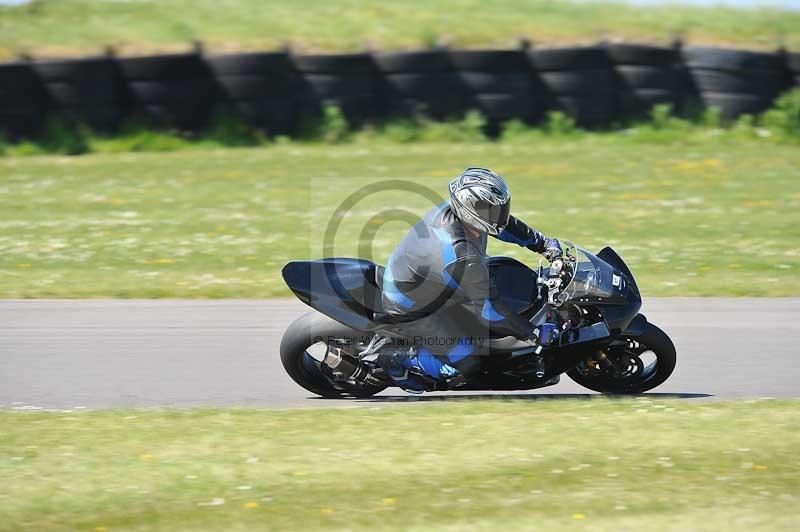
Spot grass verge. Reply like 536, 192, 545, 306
0, 0, 798, 58
1, 116, 799, 298
0, 399, 798, 531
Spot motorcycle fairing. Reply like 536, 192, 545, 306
594, 247, 642, 333
621, 313, 648, 336
283, 256, 540, 333
282, 258, 380, 331
484, 256, 540, 315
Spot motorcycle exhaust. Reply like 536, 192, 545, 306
322, 347, 385, 386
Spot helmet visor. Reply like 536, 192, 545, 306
474, 198, 511, 232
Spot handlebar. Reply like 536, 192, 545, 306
538, 255, 576, 306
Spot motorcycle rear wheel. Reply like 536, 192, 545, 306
567, 322, 676, 394
280, 311, 387, 398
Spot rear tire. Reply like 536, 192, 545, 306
567, 323, 676, 394
279, 312, 386, 398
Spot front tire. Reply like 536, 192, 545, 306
567, 322, 676, 394
279, 311, 387, 398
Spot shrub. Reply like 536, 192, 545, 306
700, 107, 722, 128
499, 119, 529, 140
416, 110, 488, 142
8, 141, 43, 156
730, 113, 757, 139
91, 118, 192, 153
761, 88, 800, 140
203, 109, 266, 147
4, 90, 800, 156
381, 118, 422, 143
542, 111, 578, 136
298, 106, 351, 144
649, 104, 683, 130
420, 28, 439, 49
460, 110, 488, 142
38, 117, 89, 155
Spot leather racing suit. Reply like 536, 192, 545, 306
378, 202, 550, 387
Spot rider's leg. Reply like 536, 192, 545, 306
443, 338, 480, 377
378, 307, 488, 389
377, 311, 465, 389
405, 310, 483, 381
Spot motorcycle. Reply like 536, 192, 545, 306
279, 241, 676, 398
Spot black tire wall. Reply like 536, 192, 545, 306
605, 43, 682, 119
683, 47, 791, 119
0, 61, 52, 138
0, 44, 796, 138
449, 50, 536, 126
118, 53, 223, 131
787, 52, 800, 88
528, 46, 617, 127
32, 56, 130, 132
205, 52, 302, 134
291, 53, 380, 125
373, 50, 469, 119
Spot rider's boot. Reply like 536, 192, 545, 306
444, 373, 467, 388
376, 350, 431, 393
377, 347, 464, 393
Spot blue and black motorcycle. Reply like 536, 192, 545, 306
280, 241, 676, 398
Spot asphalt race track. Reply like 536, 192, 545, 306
1, 298, 798, 408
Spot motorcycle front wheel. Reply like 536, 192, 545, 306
567, 322, 676, 394
279, 311, 387, 399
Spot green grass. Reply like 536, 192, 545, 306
0, 0, 798, 59
1, 127, 799, 298
1, 399, 798, 531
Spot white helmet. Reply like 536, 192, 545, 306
448, 167, 511, 236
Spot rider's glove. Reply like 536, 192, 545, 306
543, 238, 563, 263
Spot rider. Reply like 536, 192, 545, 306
378, 167, 564, 391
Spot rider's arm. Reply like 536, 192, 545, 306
496, 215, 562, 260
444, 254, 533, 340
495, 215, 547, 253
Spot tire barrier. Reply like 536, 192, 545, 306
448, 50, 536, 126
528, 46, 617, 127
118, 53, 222, 131
32, 56, 129, 132
0, 44, 796, 139
0, 61, 51, 138
682, 47, 791, 120
205, 52, 302, 134
373, 50, 469, 119
787, 52, 800, 88
605, 43, 683, 119
291, 53, 380, 125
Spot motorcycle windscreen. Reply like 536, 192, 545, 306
558, 247, 632, 306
